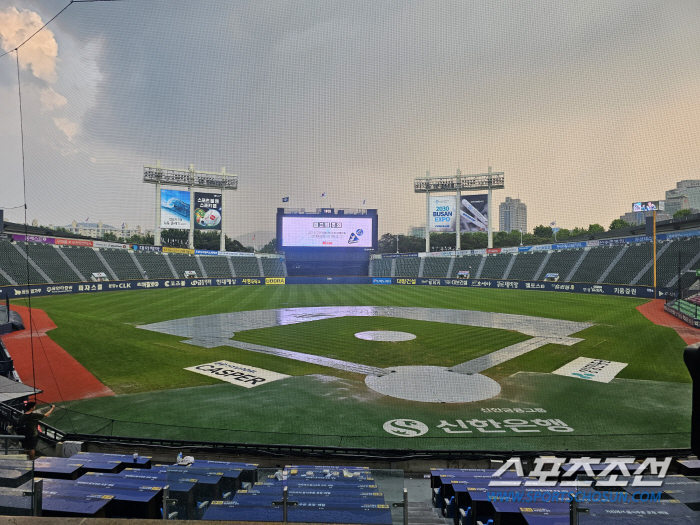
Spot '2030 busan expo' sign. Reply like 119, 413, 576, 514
0, 277, 659, 299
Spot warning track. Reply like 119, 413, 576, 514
2, 306, 114, 403
636, 299, 700, 345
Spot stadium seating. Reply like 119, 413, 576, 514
570, 245, 623, 283
422, 257, 451, 278
479, 253, 512, 279
99, 250, 142, 280
451, 255, 483, 278
18, 242, 81, 284
4, 236, 700, 288
0, 240, 47, 285
231, 257, 261, 277
260, 257, 285, 277
604, 243, 655, 286
370, 258, 392, 277
62, 246, 112, 280
167, 253, 200, 279
539, 249, 584, 281
507, 251, 547, 281
395, 257, 420, 276
133, 252, 175, 279
198, 255, 234, 278
639, 237, 700, 288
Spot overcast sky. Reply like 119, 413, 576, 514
1, 0, 699, 239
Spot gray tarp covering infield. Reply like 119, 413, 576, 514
138, 307, 591, 403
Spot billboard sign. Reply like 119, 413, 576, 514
633, 200, 664, 212
280, 217, 374, 247
160, 189, 190, 230
194, 192, 222, 230
429, 196, 457, 232
460, 194, 488, 232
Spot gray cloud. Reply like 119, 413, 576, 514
1, 0, 699, 237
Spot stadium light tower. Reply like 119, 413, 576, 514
143, 160, 238, 250
414, 167, 504, 250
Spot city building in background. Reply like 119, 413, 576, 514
407, 225, 426, 237
665, 180, 700, 214
499, 197, 527, 233
619, 210, 672, 226
63, 220, 149, 239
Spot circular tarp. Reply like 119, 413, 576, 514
354, 331, 416, 342
365, 366, 501, 403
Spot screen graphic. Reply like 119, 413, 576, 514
460, 194, 489, 232
281, 217, 374, 247
429, 196, 457, 232
160, 189, 191, 230
194, 192, 222, 230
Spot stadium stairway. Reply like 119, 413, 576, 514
406, 501, 452, 525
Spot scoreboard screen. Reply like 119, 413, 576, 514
280, 216, 374, 248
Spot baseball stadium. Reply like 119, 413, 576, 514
0, 1, 699, 523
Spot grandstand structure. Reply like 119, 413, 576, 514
370, 235, 700, 290
2, 233, 700, 289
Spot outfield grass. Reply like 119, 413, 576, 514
12, 285, 692, 450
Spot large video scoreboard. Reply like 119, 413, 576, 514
276, 209, 378, 251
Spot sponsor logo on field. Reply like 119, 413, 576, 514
552, 357, 627, 383
265, 277, 286, 285
382, 419, 429, 437
372, 278, 391, 285
185, 360, 289, 388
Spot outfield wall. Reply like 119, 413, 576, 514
0, 276, 661, 299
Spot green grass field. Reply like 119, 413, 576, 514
16, 285, 692, 451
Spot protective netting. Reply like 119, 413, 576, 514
0, 1, 698, 452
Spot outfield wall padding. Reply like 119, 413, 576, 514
1, 276, 660, 299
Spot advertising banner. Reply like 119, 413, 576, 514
185, 360, 289, 388
0, 276, 659, 299
429, 196, 457, 233
13, 234, 55, 244
54, 238, 93, 247
194, 192, 222, 230
219, 250, 256, 257
460, 194, 488, 232
93, 241, 130, 250
281, 217, 374, 247
552, 357, 627, 383
160, 189, 190, 230
633, 200, 663, 212
162, 246, 194, 255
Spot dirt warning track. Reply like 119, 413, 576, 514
2, 306, 114, 403
637, 299, 700, 345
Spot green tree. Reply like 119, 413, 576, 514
588, 223, 605, 234
609, 218, 631, 231
555, 228, 570, 240
125, 233, 154, 245
460, 231, 488, 249
225, 237, 249, 252
103, 231, 121, 242
378, 233, 398, 253
533, 225, 553, 239
258, 238, 277, 253
674, 208, 693, 219
569, 227, 588, 238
